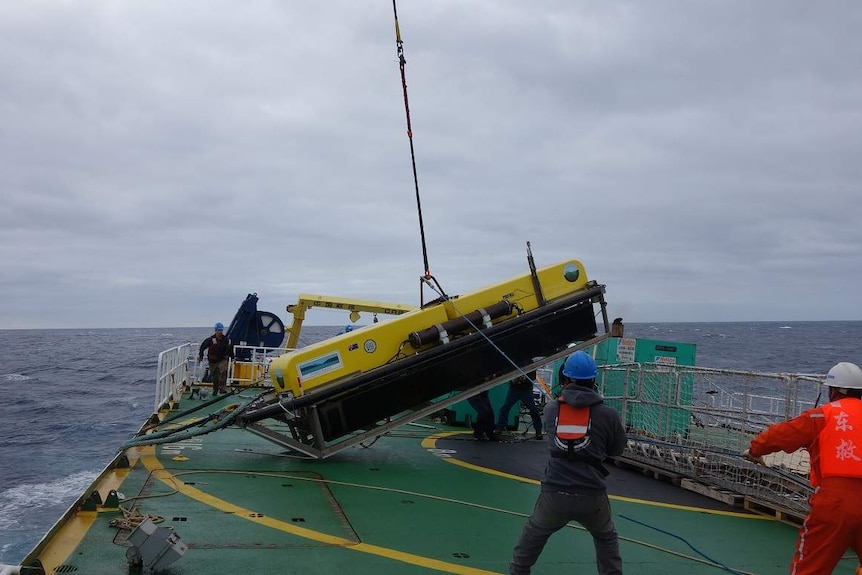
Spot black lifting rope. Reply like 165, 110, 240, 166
391, 0, 447, 305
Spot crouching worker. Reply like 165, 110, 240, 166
509, 350, 626, 575
744, 362, 862, 575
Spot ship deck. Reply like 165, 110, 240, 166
27, 390, 860, 575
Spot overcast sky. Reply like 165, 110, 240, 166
1, 1, 861, 329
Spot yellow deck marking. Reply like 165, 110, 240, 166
139, 451, 502, 574
421, 430, 465, 448
36, 454, 138, 573
448, 457, 540, 484
425, 432, 770, 520
37, 428, 766, 575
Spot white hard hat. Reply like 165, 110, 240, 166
824, 362, 862, 390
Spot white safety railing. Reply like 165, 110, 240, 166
154, 343, 194, 412
595, 363, 825, 517
228, 345, 290, 387
155, 343, 291, 412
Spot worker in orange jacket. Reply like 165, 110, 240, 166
744, 362, 862, 575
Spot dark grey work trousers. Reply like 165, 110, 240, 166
510, 490, 622, 575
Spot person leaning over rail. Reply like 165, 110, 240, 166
198, 322, 234, 395
509, 350, 626, 575
743, 362, 862, 575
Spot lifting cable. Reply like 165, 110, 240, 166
391, 0, 447, 304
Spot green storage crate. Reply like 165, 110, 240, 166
550, 338, 696, 437
445, 337, 696, 433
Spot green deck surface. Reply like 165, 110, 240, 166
28, 391, 860, 575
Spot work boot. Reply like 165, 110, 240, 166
533, 432, 544, 440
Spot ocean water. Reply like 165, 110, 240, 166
1, 321, 861, 564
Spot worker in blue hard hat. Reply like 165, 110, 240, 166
198, 322, 234, 395
509, 350, 626, 575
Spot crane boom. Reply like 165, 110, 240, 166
285, 294, 416, 348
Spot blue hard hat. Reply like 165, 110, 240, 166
215, 322, 224, 331
344, 325, 354, 332
562, 350, 598, 380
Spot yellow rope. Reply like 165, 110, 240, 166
108, 505, 165, 530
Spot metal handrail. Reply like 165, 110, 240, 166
228, 345, 292, 387
154, 343, 194, 412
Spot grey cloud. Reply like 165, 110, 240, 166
1, 1, 861, 328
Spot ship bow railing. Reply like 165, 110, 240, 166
154, 343, 195, 412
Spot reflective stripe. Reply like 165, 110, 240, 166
556, 403, 591, 441
557, 424, 589, 434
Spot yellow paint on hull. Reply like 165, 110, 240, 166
34, 454, 139, 574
